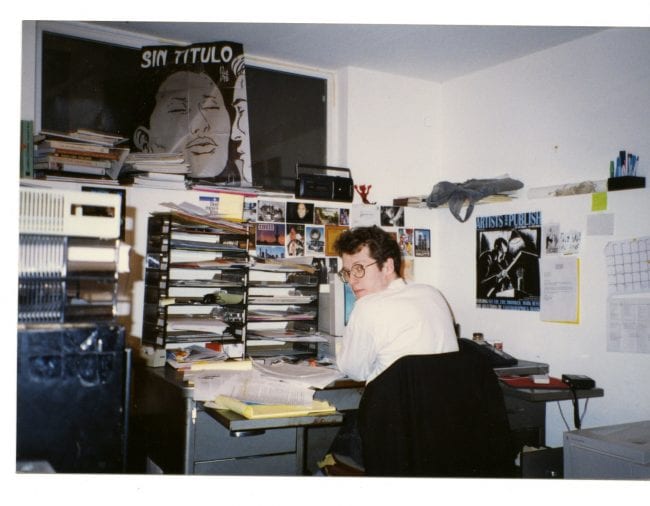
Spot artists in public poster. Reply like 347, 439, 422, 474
134, 41, 252, 185
476, 211, 541, 311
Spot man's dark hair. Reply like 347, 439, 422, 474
334, 226, 402, 277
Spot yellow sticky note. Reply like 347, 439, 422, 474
592, 192, 607, 211
216, 192, 245, 220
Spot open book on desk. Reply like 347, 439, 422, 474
191, 361, 344, 404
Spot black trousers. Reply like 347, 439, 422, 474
327, 411, 364, 469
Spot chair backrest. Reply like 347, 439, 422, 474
358, 348, 517, 477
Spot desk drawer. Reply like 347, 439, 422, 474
194, 453, 297, 475
194, 411, 296, 460
504, 396, 545, 429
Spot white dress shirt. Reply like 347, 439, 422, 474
337, 278, 459, 383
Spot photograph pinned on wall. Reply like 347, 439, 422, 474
256, 222, 286, 247
380, 206, 405, 227
257, 200, 285, 222
397, 228, 414, 257
414, 229, 431, 257
315, 206, 340, 225
311, 258, 329, 284
246, 223, 257, 253
559, 230, 582, 255
286, 202, 314, 224
243, 198, 257, 222
402, 258, 415, 281
328, 257, 339, 276
256, 245, 285, 259
305, 225, 325, 255
543, 223, 560, 255
325, 225, 349, 256
350, 204, 380, 227
285, 224, 305, 257
339, 208, 350, 226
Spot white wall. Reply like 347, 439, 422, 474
432, 28, 650, 446
339, 67, 443, 204
20, 23, 650, 448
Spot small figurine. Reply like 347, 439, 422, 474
354, 184, 375, 204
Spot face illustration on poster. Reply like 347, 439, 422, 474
134, 70, 231, 178
134, 42, 253, 185
230, 55, 252, 185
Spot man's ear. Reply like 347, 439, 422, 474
133, 126, 152, 152
382, 257, 396, 275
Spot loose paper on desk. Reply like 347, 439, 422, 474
252, 360, 344, 389
192, 369, 316, 405
540, 256, 580, 323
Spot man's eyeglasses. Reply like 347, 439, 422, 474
337, 261, 378, 283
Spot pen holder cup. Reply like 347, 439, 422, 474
607, 176, 645, 191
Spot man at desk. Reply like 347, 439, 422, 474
325, 226, 458, 472
335, 225, 459, 382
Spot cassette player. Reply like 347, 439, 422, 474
295, 163, 354, 202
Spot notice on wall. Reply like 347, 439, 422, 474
607, 296, 650, 354
540, 256, 580, 324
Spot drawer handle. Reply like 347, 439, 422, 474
230, 429, 266, 438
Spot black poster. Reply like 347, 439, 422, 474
476, 212, 541, 311
136, 42, 252, 185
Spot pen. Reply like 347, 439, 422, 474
620, 151, 626, 176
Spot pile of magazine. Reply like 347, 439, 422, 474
123, 152, 190, 190
34, 128, 130, 182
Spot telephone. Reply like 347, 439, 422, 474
458, 338, 518, 367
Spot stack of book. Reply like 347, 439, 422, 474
34, 129, 130, 181
123, 152, 190, 190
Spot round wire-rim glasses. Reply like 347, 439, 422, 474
337, 261, 378, 283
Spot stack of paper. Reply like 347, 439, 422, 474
207, 395, 336, 419
193, 360, 345, 420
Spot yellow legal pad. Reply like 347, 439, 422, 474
208, 395, 336, 419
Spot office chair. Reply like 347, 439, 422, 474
358, 348, 517, 477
